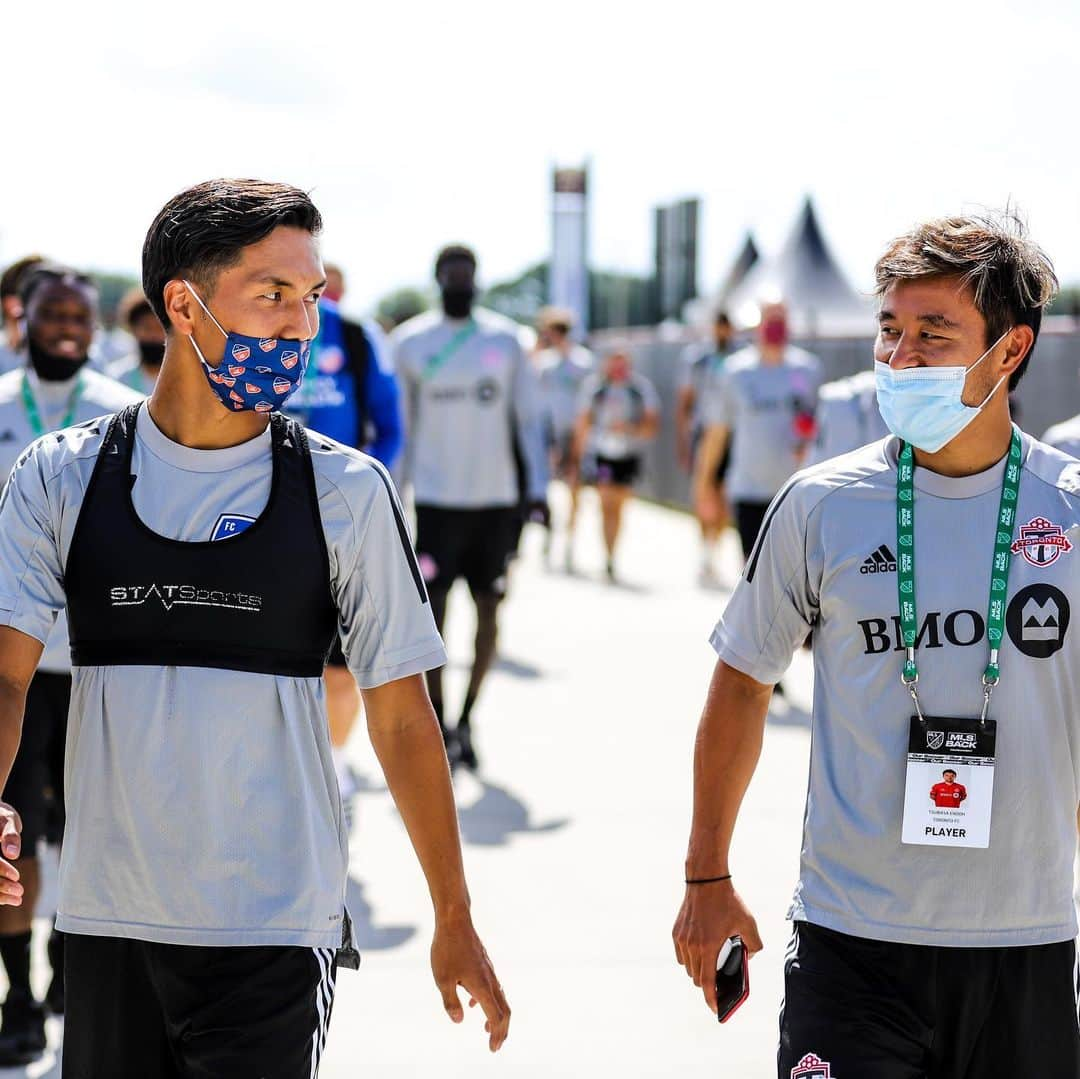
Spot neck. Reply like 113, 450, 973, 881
147, 341, 268, 450
912, 398, 1014, 477
759, 343, 784, 364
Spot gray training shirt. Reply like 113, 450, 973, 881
0, 407, 446, 948
536, 345, 594, 441
703, 344, 822, 502
577, 372, 659, 460
393, 307, 548, 508
0, 366, 142, 672
806, 369, 890, 467
712, 432, 1080, 948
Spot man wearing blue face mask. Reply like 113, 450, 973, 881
0, 179, 510, 1076
673, 212, 1080, 1077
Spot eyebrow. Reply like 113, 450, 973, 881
249, 274, 328, 292
877, 309, 961, 330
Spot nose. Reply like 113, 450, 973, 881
281, 299, 318, 342
880, 331, 921, 371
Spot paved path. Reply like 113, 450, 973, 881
323, 490, 814, 1078
3, 491, 815, 1078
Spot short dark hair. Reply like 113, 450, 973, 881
714, 310, 731, 326
434, 244, 477, 278
142, 179, 322, 328
875, 210, 1058, 392
943, 769, 957, 777
18, 263, 96, 310
1, 255, 45, 301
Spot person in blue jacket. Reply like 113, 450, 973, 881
288, 263, 403, 819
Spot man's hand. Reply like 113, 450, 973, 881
431, 914, 510, 1052
0, 801, 22, 906
672, 880, 761, 1014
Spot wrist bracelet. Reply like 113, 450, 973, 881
685, 874, 732, 885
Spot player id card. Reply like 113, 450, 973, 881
901, 716, 996, 849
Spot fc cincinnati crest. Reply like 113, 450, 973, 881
791, 1053, 834, 1079
1010, 517, 1073, 568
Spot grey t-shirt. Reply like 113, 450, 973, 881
703, 345, 822, 502
0, 407, 446, 948
677, 343, 730, 432
712, 432, 1080, 948
0, 366, 142, 672
1042, 414, 1080, 460
393, 307, 548, 508
536, 345, 594, 441
577, 372, 659, 460
806, 369, 890, 467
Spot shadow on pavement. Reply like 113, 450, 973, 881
345, 877, 418, 952
457, 780, 569, 848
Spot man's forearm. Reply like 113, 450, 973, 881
0, 681, 26, 793
684, 660, 772, 878
368, 708, 471, 919
693, 426, 728, 494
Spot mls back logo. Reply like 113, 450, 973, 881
791, 1053, 833, 1079
1011, 517, 1073, 568
1006, 583, 1070, 658
210, 514, 256, 542
926, 730, 945, 751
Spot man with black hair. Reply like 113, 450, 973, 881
393, 245, 548, 771
674, 213, 1080, 1077
678, 311, 735, 585
0, 264, 139, 1064
107, 289, 167, 394
0, 256, 45, 373
0, 180, 509, 1076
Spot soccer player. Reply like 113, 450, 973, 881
1042, 411, 1080, 459
930, 769, 967, 808
0, 256, 45, 374
0, 180, 509, 1077
535, 308, 593, 570
677, 312, 735, 584
0, 265, 140, 1064
107, 289, 168, 394
693, 302, 822, 562
574, 349, 660, 582
393, 245, 548, 771
673, 212, 1080, 1077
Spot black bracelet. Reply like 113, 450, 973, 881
685, 874, 732, 885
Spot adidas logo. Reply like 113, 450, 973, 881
861, 544, 897, 574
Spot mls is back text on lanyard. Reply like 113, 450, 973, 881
897, 429, 1022, 849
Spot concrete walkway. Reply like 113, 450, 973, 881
324, 489, 814, 1078
2, 490, 815, 1078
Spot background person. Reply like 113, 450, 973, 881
393, 244, 548, 772
693, 301, 822, 563
574, 349, 659, 582
107, 289, 167, 394
677, 311, 735, 585
673, 212, 1078, 1077
0, 256, 45, 374
0, 263, 140, 1065
535, 307, 594, 570
286, 261, 404, 821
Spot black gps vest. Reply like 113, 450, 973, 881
65, 404, 338, 677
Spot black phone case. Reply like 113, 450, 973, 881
715, 936, 749, 1023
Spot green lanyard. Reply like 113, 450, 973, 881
896, 428, 1023, 725
421, 321, 478, 381
20, 371, 83, 438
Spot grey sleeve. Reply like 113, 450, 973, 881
393, 336, 418, 488
702, 369, 733, 428
510, 340, 550, 501
640, 376, 661, 413
0, 447, 65, 646
709, 483, 820, 684
336, 464, 446, 689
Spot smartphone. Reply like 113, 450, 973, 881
715, 935, 749, 1023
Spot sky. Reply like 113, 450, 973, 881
2, 0, 1078, 319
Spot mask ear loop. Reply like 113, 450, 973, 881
181, 280, 229, 338
970, 328, 1015, 411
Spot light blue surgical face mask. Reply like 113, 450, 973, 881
874, 328, 1012, 453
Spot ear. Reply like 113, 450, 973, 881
1000, 324, 1035, 377
163, 280, 198, 335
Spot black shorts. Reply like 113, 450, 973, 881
415, 504, 519, 597
592, 454, 641, 487
779, 921, 1080, 1079
734, 499, 771, 560
63, 934, 337, 1079
2, 670, 70, 850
